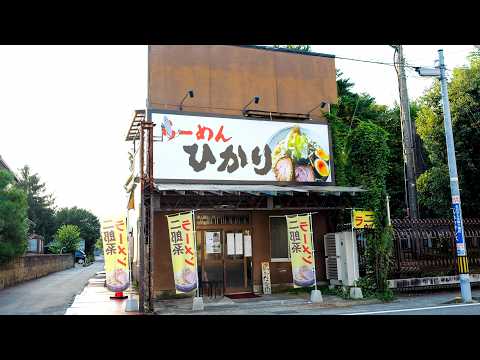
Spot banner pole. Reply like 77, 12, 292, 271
192, 209, 200, 298
308, 213, 318, 291
351, 208, 357, 289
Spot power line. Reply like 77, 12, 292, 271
335, 54, 454, 71
335, 55, 414, 68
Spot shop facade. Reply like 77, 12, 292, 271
125, 45, 364, 311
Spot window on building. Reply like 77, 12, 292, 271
270, 217, 290, 260
28, 238, 37, 252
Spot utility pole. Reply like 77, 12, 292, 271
437, 49, 472, 302
393, 45, 419, 219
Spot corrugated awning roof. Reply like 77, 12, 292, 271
154, 183, 366, 196
125, 110, 145, 141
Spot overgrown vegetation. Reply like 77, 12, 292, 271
327, 72, 397, 300
0, 170, 28, 264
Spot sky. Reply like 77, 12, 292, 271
0, 45, 476, 221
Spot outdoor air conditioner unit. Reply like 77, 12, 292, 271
324, 231, 360, 286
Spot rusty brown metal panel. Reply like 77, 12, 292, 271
148, 45, 337, 119
274, 52, 337, 118
148, 45, 211, 111
209, 45, 277, 113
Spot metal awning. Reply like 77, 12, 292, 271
154, 183, 366, 196
125, 110, 145, 141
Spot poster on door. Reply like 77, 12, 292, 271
286, 214, 315, 288
167, 211, 198, 294
101, 217, 130, 293
205, 231, 221, 254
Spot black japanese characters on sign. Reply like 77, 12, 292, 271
183, 143, 272, 175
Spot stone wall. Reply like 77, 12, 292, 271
0, 254, 74, 290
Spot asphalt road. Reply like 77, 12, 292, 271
298, 288, 480, 315
0, 260, 104, 315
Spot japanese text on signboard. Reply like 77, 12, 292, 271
101, 218, 130, 292
286, 214, 315, 288
352, 210, 375, 229
452, 203, 466, 256
153, 113, 332, 183
167, 212, 198, 294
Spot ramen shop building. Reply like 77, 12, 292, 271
125, 45, 364, 311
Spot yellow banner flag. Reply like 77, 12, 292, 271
101, 217, 130, 292
352, 210, 375, 229
167, 212, 198, 294
286, 214, 316, 288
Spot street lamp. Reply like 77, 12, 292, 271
414, 67, 441, 77
415, 49, 472, 303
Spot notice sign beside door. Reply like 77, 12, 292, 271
261, 262, 272, 295
234, 233, 243, 255
227, 233, 236, 255
244, 235, 252, 257
226, 233, 244, 255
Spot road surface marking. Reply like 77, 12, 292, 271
343, 302, 480, 315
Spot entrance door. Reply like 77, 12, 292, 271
201, 229, 253, 295
223, 230, 252, 294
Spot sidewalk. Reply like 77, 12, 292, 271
154, 292, 381, 315
64, 271, 141, 315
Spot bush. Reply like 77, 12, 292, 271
355, 277, 377, 298
48, 224, 81, 254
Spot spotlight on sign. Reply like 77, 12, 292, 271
307, 101, 329, 118
242, 96, 260, 115
179, 90, 195, 111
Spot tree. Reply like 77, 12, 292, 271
273, 45, 312, 52
17, 165, 56, 242
0, 170, 28, 263
48, 224, 81, 254
55, 207, 100, 256
415, 51, 480, 217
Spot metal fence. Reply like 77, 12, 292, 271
389, 218, 480, 279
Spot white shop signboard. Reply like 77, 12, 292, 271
152, 112, 333, 183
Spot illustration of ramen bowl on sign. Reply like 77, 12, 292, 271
106, 268, 130, 292
293, 265, 315, 287
175, 266, 197, 293
268, 126, 331, 182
